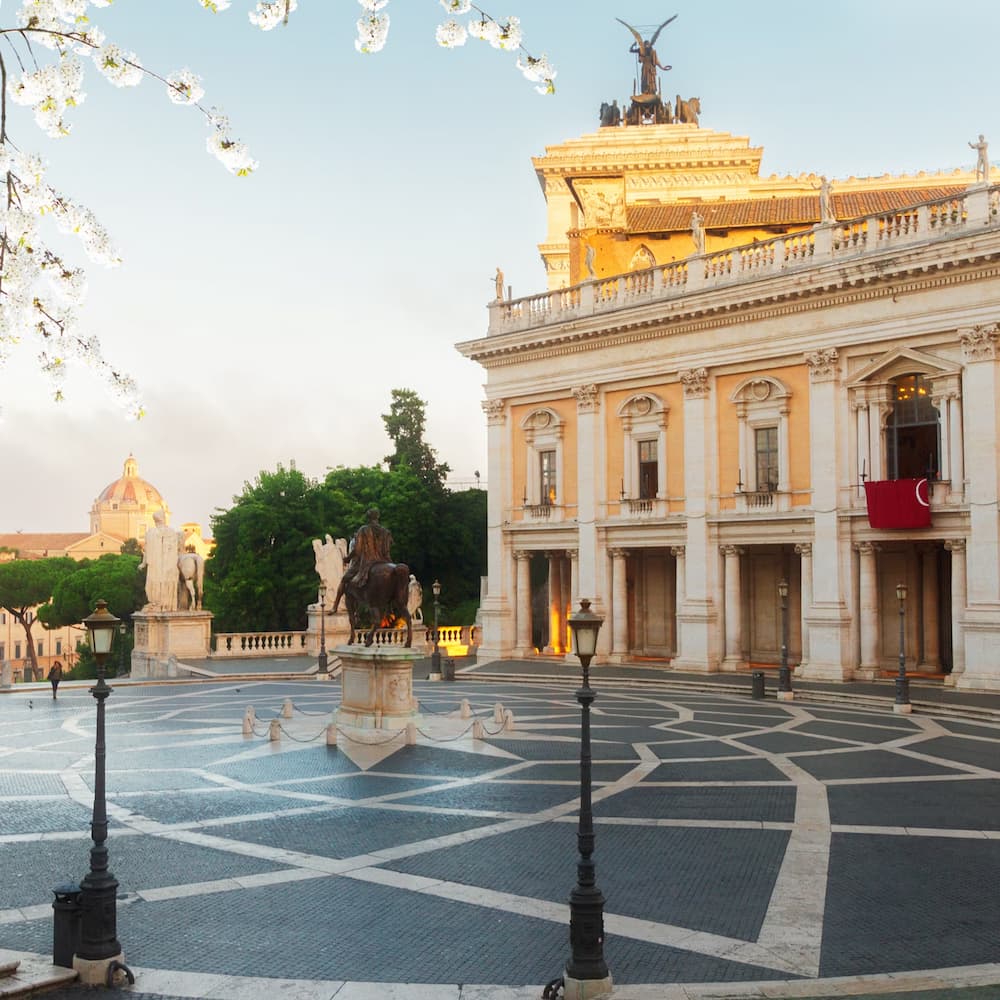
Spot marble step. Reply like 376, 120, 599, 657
0, 953, 78, 998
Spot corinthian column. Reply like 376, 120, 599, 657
945, 540, 966, 680
670, 546, 686, 659
513, 550, 532, 656
794, 543, 812, 671
609, 548, 629, 662
856, 542, 880, 677
721, 545, 744, 670
544, 551, 564, 654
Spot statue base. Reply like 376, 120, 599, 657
132, 610, 213, 675
334, 644, 421, 729
306, 605, 351, 656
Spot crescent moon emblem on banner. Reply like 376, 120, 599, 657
916, 478, 930, 507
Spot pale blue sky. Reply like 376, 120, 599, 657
4, 1, 1000, 532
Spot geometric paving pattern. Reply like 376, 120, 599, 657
3, 677, 1000, 998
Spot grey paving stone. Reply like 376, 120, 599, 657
670, 720, 770, 736
914, 735, 1000, 769
115, 790, 337, 825
0, 799, 97, 836
97, 770, 223, 792
737, 731, 855, 754
805, 707, 919, 730
485, 738, 624, 761
596, 784, 796, 823
648, 740, 752, 759
213, 748, 359, 783
0, 772, 66, 795
794, 720, 915, 744
514, 762, 637, 782
206, 805, 498, 858
647, 758, 790, 782
820, 833, 1000, 977
273, 773, 443, 798
828, 778, 1000, 830
395, 780, 579, 814
384, 822, 790, 941
790, 748, 961, 780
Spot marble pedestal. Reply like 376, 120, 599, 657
306, 605, 351, 656
131, 610, 212, 678
334, 645, 421, 730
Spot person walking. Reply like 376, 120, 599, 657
47, 660, 63, 700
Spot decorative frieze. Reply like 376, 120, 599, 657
680, 367, 710, 398
959, 324, 1000, 362
806, 347, 839, 382
481, 398, 506, 425
571, 383, 600, 413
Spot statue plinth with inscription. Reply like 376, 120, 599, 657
334, 644, 421, 730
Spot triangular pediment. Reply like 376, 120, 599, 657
847, 347, 960, 387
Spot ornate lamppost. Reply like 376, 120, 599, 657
430, 580, 442, 679
895, 582, 911, 714
777, 579, 793, 701
75, 600, 131, 985
544, 599, 611, 1000
317, 583, 328, 677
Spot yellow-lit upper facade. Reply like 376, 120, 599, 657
533, 122, 981, 289
89, 455, 170, 542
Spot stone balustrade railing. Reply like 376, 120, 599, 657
488, 186, 998, 336
213, 631, 309, 658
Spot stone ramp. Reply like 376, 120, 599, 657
0, 950, 77, 997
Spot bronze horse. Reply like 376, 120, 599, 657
337, 561, 412, 647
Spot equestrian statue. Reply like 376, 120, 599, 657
332, 507, 412, 647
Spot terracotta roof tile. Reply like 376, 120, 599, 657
626, 187, 967, 234
0, 532, 90, 555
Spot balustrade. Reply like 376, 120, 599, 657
213, 631, 308, 658
487, 186, 993, 336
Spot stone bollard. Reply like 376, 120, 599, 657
460, 698, 472, 719
242, 706, 255, 738
503, 710, 515, 732
281, 699, 293, 719
269, 719, 281, 742
406, 722, 417, 746
493, 702, 504, 724
472, 719, 484, 739
326, 723, 338, 747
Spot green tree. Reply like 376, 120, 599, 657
205, 465, 324, 632
120, 538, 143, 556
0, 558, 76, 678
382, 389, 450, 489
38, 554, 144, 630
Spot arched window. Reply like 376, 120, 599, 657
886, 374, 940, 479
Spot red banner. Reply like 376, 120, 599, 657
863, 478, 931, 529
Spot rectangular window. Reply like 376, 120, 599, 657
755, 427, 779, 490
0, 643, 4, 660
539, 450, 557, 504
15, 642, 21, 659
37, 640, 43, 657
56, 639, 62, 656
638, 440, 658, 500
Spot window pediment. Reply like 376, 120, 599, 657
847, 347, 960, 388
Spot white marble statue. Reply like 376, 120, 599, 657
313, 534, 348, 603
407, 574, 424, 624
818, 176, 836, 224
139, 511, 183, 611
690, 210, 706, 256
970, 134, 989, 183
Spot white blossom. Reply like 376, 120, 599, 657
440, 0, 472, 12
358, 0, 390, 10
93, 43, 143, 87
249, 0, 298, 31
355, 12, 390, 53
198, 0, 233, 11
206, 130, 258, 176
166, 68, 205, 105
435, 19, 468, 48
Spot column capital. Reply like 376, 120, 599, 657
513, 549, 533, 561
571, 383, 600, 413
543, 550, 566, 561
608, 547, 629, 560
566, 548, 579, 561
670, 546, 686, 558
959, 323, 1000, 362
720, 545, 745, 558
805, 347, 839, 382
794, 542, 813, 557
680, 367, 710, 398
944, 538, 966, 553
481, 398, 506, 425
854, 541, 881, 555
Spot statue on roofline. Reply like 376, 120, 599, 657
617, 15, 677, 97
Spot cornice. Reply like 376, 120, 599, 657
459, 239, 1000, 369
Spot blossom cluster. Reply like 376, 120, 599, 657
1, 0, 550, 416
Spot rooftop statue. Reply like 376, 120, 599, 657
617, 15, 676, 97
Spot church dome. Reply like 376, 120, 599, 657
91, 456, 170, 541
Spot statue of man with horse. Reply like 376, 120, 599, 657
332, 507, 412, 647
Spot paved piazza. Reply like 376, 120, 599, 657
3, 673, 1000, 999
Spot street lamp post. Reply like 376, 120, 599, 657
317, 584, 328, 677
430, 580, 442, 680
75, 600, 131, 985
777, 579, 793, 701
544, 599, 612, 1000
894, 582, 911, 714
117, 623, 126, 677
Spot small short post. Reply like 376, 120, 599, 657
281, 699, 293, 719
504, 710, 515, 732
325, 723, 337, 746
493, 702, 504, 724
269, 719, 281, 742
460, 698, 472, 719
472, 719, 484, 739
405, 722, 417, 745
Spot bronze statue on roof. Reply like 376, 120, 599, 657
617, 15, 676, 97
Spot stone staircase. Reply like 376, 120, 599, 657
0, 953, 77, 997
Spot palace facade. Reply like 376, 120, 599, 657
458, 121, 1000, 691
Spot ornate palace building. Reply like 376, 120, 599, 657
458, 104, 1000, 691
